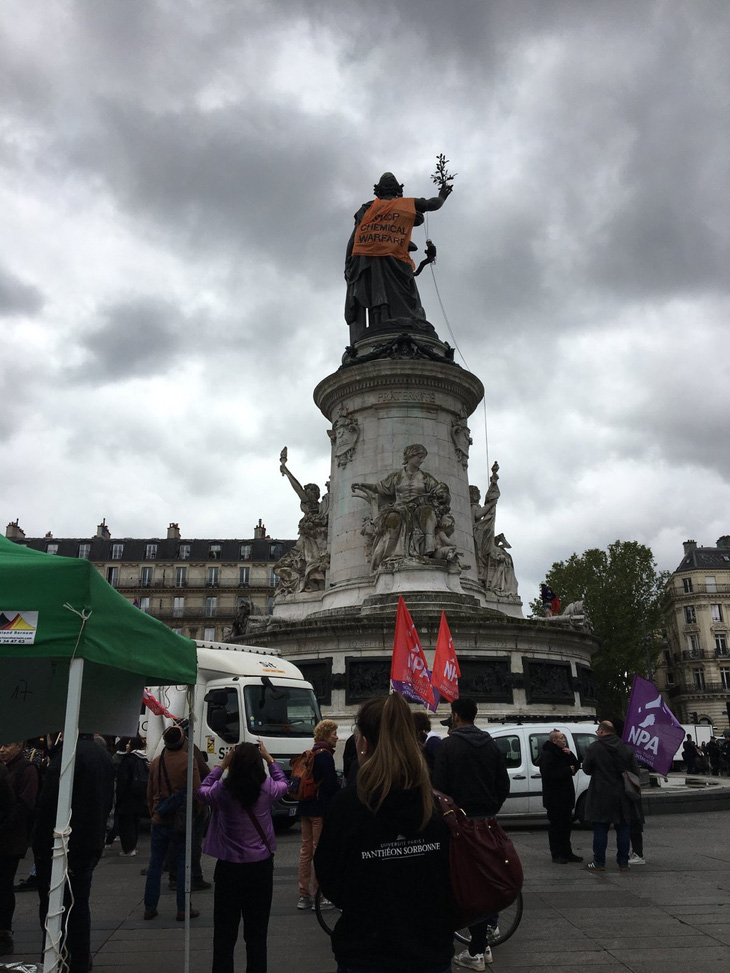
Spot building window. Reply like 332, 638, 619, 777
684, 606, 696, 624
107, 567, 119, 587
178, 544, 191, 560
140, 566, 153, 587
721, 669, 730, 690
172, 627, 183, 635
46, 544, 59, 555
175, 567, 187, 587
693, 669, 706, 690
687, 634, 700, 655
666, 672, 675, 685
240, 544, 252, 560
716, 635, 728, 656
209, 544, 221, 560
78, 543, 91, 559
145, 543, 158, 560
204, 626, 216, 641
111, 544, 124, 560
173, 597, 184, 618
138, 596, 150, 613
239, 566, 250, 586
270, 543, 282, 560
207, 566, 220, 586
205, 596, 217, 617
682, 578, 693, 593
269, 568, 278, 587
705, 576, 717, 593
267, 596, 274, 615
711, 604, 723, 623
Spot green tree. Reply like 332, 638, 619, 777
530, 541, 670, 716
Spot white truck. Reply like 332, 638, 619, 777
142, 640, 322, 824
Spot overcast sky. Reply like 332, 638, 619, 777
2, 0, 728, 606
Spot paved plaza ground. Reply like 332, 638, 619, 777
4, 808, 730, 973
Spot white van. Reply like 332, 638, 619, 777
484, 721, 598, 824
143, 640, 322, 824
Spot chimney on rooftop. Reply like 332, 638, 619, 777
254, 519, 266, 540
168, 523, 181, 540
683, 539, 697, 555
96, 519, 111, 539
717, 535, 730, 549
5, 520, 25, 540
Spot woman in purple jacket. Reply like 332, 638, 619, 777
198, 740, 287, 973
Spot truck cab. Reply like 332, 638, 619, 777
144, 640, 322, 824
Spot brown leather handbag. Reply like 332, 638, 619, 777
433, 790, 523, 928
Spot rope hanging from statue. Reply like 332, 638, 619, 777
422, 154, 491, 477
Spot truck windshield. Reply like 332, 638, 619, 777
243, 685, 320, 738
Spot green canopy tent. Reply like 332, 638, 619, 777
0, 535, 198, 973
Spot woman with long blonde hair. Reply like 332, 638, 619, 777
314, 694, 453, 973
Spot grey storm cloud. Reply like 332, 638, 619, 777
0, 264, 44, 316
70, 297, 187, 384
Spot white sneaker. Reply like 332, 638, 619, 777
119, 849, 137, 857
314, 897, 336, 911
454, 948, 492, 970
296, 896, 312, 910
628, 853, 646, 865
485, 924, 500, 943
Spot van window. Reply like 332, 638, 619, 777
494, 735, 522, 769
529, 733, 550, 765
206, 687, 240, 744
573, 732, 597, 761
243, 685, 320, 738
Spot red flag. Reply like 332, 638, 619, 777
431, 611, 460, 703
142, 689, 180, 720
390, 597, 436, 710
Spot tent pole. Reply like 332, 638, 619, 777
43, 656, 84, 973
184, 684, 196, 973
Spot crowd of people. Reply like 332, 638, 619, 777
682, 733, 730, 776
3, 707, 725, 973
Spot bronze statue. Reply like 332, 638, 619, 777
345, 167, 453, 343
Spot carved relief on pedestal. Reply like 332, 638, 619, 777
328, 407, 360, 468
352, 443, 465, 574
451, 412, 472, 470
273, 448, 329, 595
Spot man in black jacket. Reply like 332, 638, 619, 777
539, 731, 582, 864
433, 698, 509, 971
34, 733, 114, 973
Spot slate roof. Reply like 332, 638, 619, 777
674, 543, 730, 574
12, 536, 296, 563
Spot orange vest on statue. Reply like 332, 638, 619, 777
351, 197, 417, 269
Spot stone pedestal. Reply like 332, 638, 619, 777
242, 330, 597, 726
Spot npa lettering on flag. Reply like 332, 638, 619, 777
622, 674, 686, 776
391, 597, 436, 710
431, 611, 460, 704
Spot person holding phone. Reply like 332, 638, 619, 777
198, 740, 287, 973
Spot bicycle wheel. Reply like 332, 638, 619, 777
314, 888, 341, 936
453, 890, 523, 948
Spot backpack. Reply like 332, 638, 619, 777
128, 755, 149, 801
287, 749, 320, 802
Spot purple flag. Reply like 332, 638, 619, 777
622, 674, 685, 775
